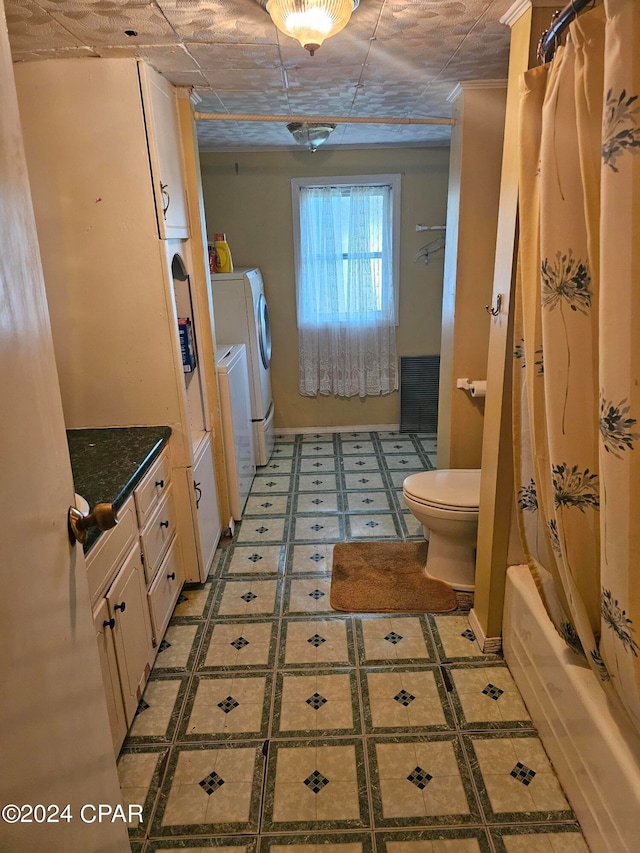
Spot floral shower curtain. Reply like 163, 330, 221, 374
513, 0, 640, 730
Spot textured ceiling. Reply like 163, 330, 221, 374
6, 0, 514, 149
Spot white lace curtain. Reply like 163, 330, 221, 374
514, 0, 640, 732
296, 183, 398, 397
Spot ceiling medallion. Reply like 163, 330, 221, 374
262, 0, 360, 55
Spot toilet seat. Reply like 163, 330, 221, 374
403, 469, 480, 512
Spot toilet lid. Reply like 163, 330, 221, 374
403, 469, 481, 510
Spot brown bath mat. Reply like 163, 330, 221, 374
330, 541, 458, 613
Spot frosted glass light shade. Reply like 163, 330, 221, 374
266, 0, 355, 54
287, 122, 336, 151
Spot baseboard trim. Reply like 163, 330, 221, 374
275, 424, 400, 435
469, 607, 502, 654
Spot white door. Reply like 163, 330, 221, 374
139, 62, 190, 240
107, 545, 154, 725
94, 599, 129, 755
0, 8, 129, 851
193, 435, 222, 572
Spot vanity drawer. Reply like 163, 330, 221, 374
147, 538, 183, 642
86, 496, 137, 606
134, 450, 171, 527
140, 486, 176, 584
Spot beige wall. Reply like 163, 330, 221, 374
437, 84, 507, 470
473, 2, 559, 644
200, 147, 449, 429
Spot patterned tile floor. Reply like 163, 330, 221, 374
119, 432, 589, 853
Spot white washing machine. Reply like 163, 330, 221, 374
210, 267, 275, 465
216, 344, 256, 520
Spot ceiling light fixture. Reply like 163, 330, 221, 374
287, 121, 336, 151
263, 0, 359, 55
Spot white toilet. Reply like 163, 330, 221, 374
403, 469, 481, 592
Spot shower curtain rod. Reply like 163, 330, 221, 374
537, 0, 597, 63
193, 112, 454, 126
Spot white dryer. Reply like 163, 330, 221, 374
210, 267, 275, 465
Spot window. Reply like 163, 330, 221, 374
291, 175, 400, 397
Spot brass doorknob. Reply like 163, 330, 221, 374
68, 502, 118, 544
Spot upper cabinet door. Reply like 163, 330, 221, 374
139, 63, 190, 240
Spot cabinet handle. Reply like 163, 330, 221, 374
160, 182, 170, 219
160, 519, 169, 528
194, 481, 202, 509
167, 572, 176, 581
114, 602, 126, 613
155, 479, 164, 489
103, 618, 115, 630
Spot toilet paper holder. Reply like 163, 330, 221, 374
456, 378, 487, 398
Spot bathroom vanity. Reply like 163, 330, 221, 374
68, 426, 183, 754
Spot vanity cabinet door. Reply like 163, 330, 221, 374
140, 486, 177, 585
86, 495, 137, 607
93, 598, 128, 755
134, 449, 171, 527
193, 436, 221, 576
138, 63, 189, 240
147, 537, 183, 642
106, 544, 154, 726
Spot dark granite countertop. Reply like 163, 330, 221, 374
67, 426, 172, 552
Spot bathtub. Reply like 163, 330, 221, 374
503, 565, 640, 853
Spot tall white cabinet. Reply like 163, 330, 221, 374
15, 57, 221, 583
140, 67, 191, 240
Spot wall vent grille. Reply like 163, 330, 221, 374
399, 355, 440, 433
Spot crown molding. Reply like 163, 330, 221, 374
447, 79, 508, 102
460, 79, 508, 90
500, 0, 531, 27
